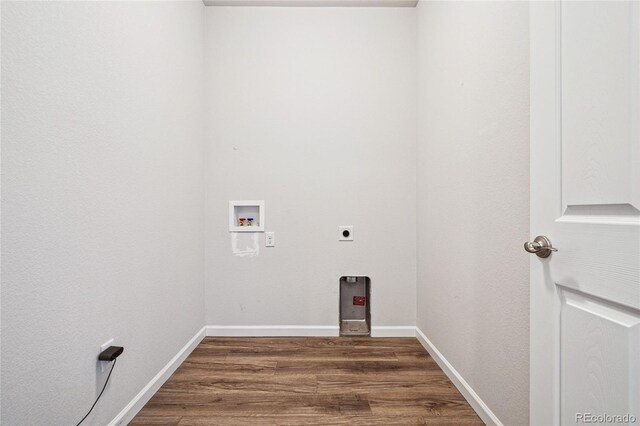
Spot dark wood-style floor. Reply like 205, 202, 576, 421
131, 337, 483, 425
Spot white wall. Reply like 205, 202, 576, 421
416, 1, 529, 425
1, 1, 205, 424
204, 7, 417, 329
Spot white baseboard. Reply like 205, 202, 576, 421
415, 327, 502, 426
371, 326, 416, 337
108, 326, 206, 426
204, 325, 416, 337
205, 325, 340, 337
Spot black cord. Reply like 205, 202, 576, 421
75, 358, 117, 426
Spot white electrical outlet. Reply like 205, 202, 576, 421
265, 232, 275, 247
339, 226, 353, 241
100, 338, 114, 372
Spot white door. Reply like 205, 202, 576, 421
530, 1, 640, 425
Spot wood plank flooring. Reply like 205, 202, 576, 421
131, 337, 483, 425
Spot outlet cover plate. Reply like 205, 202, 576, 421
339, 226, 353, 241
265, 232, 275, 247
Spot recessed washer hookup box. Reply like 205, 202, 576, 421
339, 276, 370, 337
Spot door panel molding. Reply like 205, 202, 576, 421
558, 204, 640, 226
560, 289, 640, 425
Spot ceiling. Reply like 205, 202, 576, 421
202, 0, 418, 7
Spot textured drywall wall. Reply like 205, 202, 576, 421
1, 1, 205, 424
204, 7, 417, 328
1, 2, 531, 423
416, 1, 530, 424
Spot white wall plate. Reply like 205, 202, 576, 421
339, 226, 353, 241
